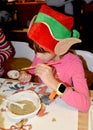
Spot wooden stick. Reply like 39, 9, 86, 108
20, 61, 60, 71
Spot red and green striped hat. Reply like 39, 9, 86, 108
28, 4, 81, 55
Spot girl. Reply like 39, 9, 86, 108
18, 4, 90, 112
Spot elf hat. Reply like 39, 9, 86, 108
28, 4, 81, 55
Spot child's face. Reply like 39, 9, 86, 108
37, 52, 56, 62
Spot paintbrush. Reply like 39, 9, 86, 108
18, 61, 59, 103
19, 61, 60, 71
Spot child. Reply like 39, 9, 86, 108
0, 28, 15, 77
18, 4, 90, 112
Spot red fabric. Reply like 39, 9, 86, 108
28, 23, 58, 52
28, 4, 74, 53
39, 4, 74, 30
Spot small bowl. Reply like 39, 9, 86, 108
6, 90, 41, 120
7, 70, 19, 79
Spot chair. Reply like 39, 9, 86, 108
75, 50, 93, 72
75, 50, 93, 89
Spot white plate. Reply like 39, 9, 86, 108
7, 70, 19, 79
6, 90, 41, 120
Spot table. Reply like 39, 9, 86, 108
0, 78, 92, 130
78, 90, 93, 130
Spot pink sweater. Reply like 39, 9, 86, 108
28, 52, 90, 112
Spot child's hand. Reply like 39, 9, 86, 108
35, 64, 58, 90
18, 71, 32, 84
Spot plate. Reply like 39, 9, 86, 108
6, 90, 41, 120
7, 70, 19, 79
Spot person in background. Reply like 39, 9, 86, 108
45, 0, 83, 31
45, 0, 74, 15
0, 27, 15, 77
18, 4, 90, 112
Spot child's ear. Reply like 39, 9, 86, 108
54, 38, 82, 56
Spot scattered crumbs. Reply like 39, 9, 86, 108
52, 117, 56, 122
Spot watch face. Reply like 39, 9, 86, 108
58, 84, 66, 93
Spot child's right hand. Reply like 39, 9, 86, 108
18, 71, 32, 84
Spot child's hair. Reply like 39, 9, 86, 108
33, 42, 48, 53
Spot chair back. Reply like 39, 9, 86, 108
75, 50, 93, 72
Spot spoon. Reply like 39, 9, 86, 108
3, 99, 25, 109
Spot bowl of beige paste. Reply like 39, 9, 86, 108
6, 90, 41, 119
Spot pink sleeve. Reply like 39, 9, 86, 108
61, 60, 90, 112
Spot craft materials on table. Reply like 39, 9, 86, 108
7, 61, 60, 80
0, 78, 78, 130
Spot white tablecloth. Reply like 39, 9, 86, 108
0, 78, 78, 130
